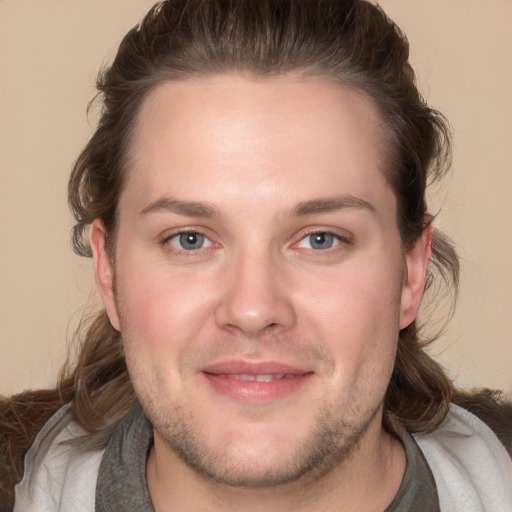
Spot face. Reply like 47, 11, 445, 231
92, 74, 429, 487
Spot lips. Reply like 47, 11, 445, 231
201, 360, 313, 402
216, 373, 297, 382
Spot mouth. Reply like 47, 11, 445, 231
213, 373, 298, 382
201, 361, 314, 403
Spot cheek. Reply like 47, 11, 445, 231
115, 262, 214, 402
114, 257, 219, 362
297, 259, 402, 379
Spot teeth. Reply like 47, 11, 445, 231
222, 374, 287, 382
256, 374, 284, 382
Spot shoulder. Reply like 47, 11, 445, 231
414, 402, 512, 512
0, 388, 74, 510
452, 388, 512, 456
13, 404, 104, 512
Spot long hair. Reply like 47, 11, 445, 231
2, 0, 476, 505
67, 0, 460, 435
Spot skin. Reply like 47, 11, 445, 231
91, 74, 431, 512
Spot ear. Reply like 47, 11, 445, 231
399, 224, 432, 329
90, 219, 121, 331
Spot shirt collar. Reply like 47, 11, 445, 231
96, 402, 439, 511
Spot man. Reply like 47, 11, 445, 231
1, 1, 511, 511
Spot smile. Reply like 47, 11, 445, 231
215, 374, 298, 382
201, 362, 313, 403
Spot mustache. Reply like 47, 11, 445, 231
180, 333, 335, 373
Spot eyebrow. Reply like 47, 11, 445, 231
140, 198, 221, 218
140, 195, 375, 220
290, 196, 376, 217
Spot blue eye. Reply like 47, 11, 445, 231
297, 232, 339, 250
169, 232, 211, 251
309, 232, 335, 250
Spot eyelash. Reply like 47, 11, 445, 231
159, 228, 352, 255
160, 230, 215, 254
292, 230, 352, 253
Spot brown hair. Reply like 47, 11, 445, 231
2, 0, 469, 505
67, 0, 460, 433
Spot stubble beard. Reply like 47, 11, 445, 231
150, 396, 381, 489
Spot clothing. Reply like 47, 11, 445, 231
14, 403, 512, 511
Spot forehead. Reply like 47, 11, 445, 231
122, 74, 393, 217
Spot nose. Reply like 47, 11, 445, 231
214, 249, 296, 337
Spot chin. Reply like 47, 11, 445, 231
154, 398, 379, 489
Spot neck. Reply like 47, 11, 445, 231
147, 415, 406, 512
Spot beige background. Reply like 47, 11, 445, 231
1, 0, 511, 395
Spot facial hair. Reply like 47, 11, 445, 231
147, 384, 382, 489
